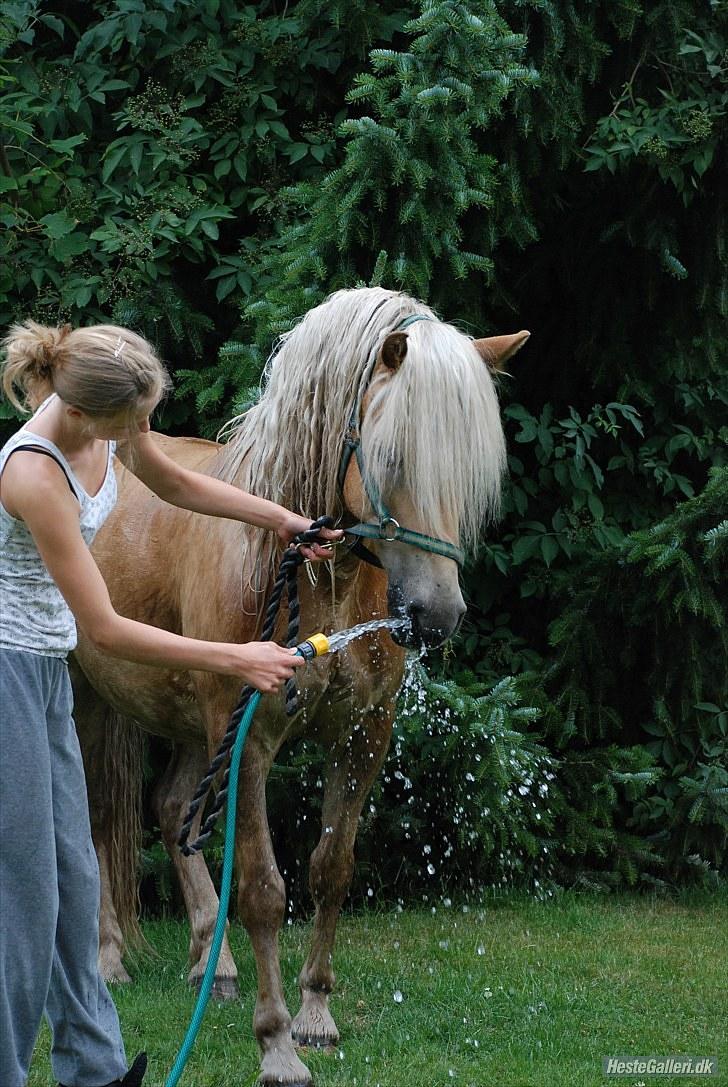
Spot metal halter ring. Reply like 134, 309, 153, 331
378, 517, 401, 541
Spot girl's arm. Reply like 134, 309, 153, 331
117, 430, 341, 558
3, 453, 302, 694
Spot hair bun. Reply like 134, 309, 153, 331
35, 322, 72, 375
9, 320, 70, 379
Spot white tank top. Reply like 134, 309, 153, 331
0, 396, 117, 658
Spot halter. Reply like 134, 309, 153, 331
338, 313, 465, 569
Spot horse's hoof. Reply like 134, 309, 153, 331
100, 961, 132, 984
291, 992, 339, 1050
258, 1081, 312, 1087
258, 1038, 313, 1086
191, 975, 239, 1002
294, 1037, 337, 1052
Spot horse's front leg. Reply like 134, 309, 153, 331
291, 699, 395, 1048
236, 733, 314, 1087
154, 743, 239, 1000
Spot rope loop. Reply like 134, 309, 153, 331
177, 516, 334, 856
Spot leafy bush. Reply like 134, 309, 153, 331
0, 0, 407, 424
3, 0, 727, 896
546, 467, 728, 880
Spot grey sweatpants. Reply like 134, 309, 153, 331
0, 649, 127, 1087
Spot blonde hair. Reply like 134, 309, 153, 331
218, 287, 506, 598
1, 320, 171, 418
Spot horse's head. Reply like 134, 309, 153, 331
341, 317, 529, 648
220, 287, 528, 647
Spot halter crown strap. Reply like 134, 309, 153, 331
339, 313, 465, 567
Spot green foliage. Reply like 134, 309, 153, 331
546, 467, 728, 877
240, 0, 537, 324
584, 25, 727, 202
0, 0, 407, 423
3, 0, 727, 892
365, 667, 555, 894
177, 0, 541, 428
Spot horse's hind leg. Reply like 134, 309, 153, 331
72, 663, 142, 983
291, 700, 395, 1047
153, 742, 239, 1000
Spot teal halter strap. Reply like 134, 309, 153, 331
339, 313, 466, 568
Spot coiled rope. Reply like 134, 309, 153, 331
177, 516, 334, 857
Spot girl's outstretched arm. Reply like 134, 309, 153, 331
2, 452, 303, 694
117, 429, 341, 560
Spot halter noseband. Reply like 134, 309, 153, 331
338, 313, 465, 569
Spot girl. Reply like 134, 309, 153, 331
0, 320, 341, 1087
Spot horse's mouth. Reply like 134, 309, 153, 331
390, 615, 452, 650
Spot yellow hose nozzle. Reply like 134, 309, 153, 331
296, 632, 330, 660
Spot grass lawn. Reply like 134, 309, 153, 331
29, 891, 726, 1087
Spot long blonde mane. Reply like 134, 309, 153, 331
217, 287, 506, 591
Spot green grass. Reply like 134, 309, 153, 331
29, 891, 727, 1087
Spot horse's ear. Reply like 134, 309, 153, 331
473, 330, 530, 373
379, 331, 409, 371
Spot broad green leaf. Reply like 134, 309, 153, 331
49, 134, 87, 153
41, 211, 76, 239
52, 231, 89, 260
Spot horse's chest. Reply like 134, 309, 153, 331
286, 648, 402, 742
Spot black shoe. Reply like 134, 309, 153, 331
59, 1050, 148, 1087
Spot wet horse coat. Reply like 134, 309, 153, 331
73, 287, 528, 1086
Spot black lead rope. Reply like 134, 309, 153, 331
177, 516, 334, 857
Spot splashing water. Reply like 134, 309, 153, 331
326, 617, 410, 654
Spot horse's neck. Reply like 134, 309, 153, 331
311, 554, 387, 633
207, 446, 384, 633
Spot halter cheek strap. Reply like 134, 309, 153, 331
339, 313, 466, 569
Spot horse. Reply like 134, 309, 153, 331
72, 286, 529, 1086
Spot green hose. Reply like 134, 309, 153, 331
165, 635, 330, 1086
165, 689, 261, 1087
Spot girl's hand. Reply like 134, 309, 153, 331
223, 641, 304, 693
276, 512, 343, 561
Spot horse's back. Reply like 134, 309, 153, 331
148, 432, 221, 470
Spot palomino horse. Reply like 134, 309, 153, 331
72, 287, 528, 1086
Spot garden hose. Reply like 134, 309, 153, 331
165, 633, 330, 1087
